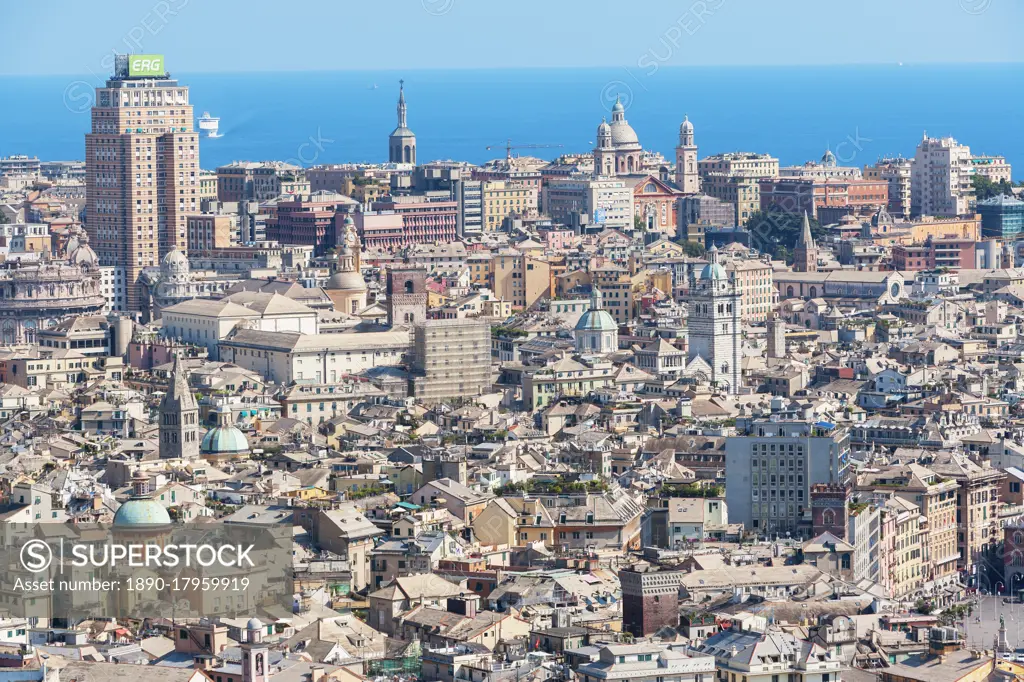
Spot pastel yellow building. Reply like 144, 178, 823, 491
468, 253, 493, 286
482, 181, 538, 232
492, 250, 551, 310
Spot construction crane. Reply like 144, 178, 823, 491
486, 139, 564, 163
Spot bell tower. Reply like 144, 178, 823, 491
687, 245, 741, 394
674, 116, 699, 194
793, 211, 818, 273
241, 618, 269, 682
159, 354, 200, 460
388, 80, 417, 164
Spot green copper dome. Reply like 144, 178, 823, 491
113, 498, 171, 527
200, 425, 250, 455
575, 308, 618, 332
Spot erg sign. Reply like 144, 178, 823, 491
129, 54, 164, 77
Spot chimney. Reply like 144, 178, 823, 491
310, 666, 325, 682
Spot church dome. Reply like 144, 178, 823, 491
821, 148, 837, 167
326, 270, 367, 291
575, 308, 617, 332
575, 291, 618, 333
68, 231, 98, 267
699, 261, 727, 281
201, 405, 250, 456
201, 424, 250, 456
699, 245, 727, 281
161, 248, 191, 282
113, 497, 172, 527
680, 116, 694, 134
610, 121, 640, 147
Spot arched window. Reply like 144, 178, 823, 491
823, 509, 835, 526
404, 280, 414, 294
809, 286, 817, 298
787, 286, 794, 298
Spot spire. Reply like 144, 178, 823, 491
163, 354, 196, 411
397, 79, 407, 129
798, 211, 813, 248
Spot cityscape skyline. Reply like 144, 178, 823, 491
1, 0, 1022, 76
1, 4, 1024, 679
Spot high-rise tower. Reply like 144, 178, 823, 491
86, 54, 200, 312
159, 354, 200, 460
674, 116, 699, 194
687, 245, 741, 394
388, 80, 417, 164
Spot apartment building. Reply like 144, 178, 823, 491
725, 418, 852, 537
698, 152, 779, 225
491, 249, 551, 310
481, 181, 538, 232
859, 464, 960, 589
864, 157, 913, 219
724, 257, 775, 322
911, 135, 975, 217
186, 213, 236, 251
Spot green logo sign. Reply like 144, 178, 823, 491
128, 54, 164, 77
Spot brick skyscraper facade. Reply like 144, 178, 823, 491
86, 54, 200, 312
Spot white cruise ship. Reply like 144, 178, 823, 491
198, 112, 220, 138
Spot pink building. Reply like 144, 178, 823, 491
538, 228, 577, 251
362, 196, 457, 250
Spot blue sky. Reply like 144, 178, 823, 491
2, 0, 1022, 75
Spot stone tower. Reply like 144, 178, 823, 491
386, 265, 427, 327
766, 312, 786, 359
674, 116, 699, 194
793, 211, 818, 273
388, 80, 417, 164
810, 483, 850, 540
159, 354, 200, 460
687, 245, 741, 394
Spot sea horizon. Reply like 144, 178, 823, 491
2, 63, 1021, 174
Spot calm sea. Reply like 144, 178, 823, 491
1, 64, 1021, 175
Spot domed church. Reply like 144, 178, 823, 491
574, 288, 618, 355
593, 96, 643, 177
324, 214, 368, 315
200, 404, 251, 463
